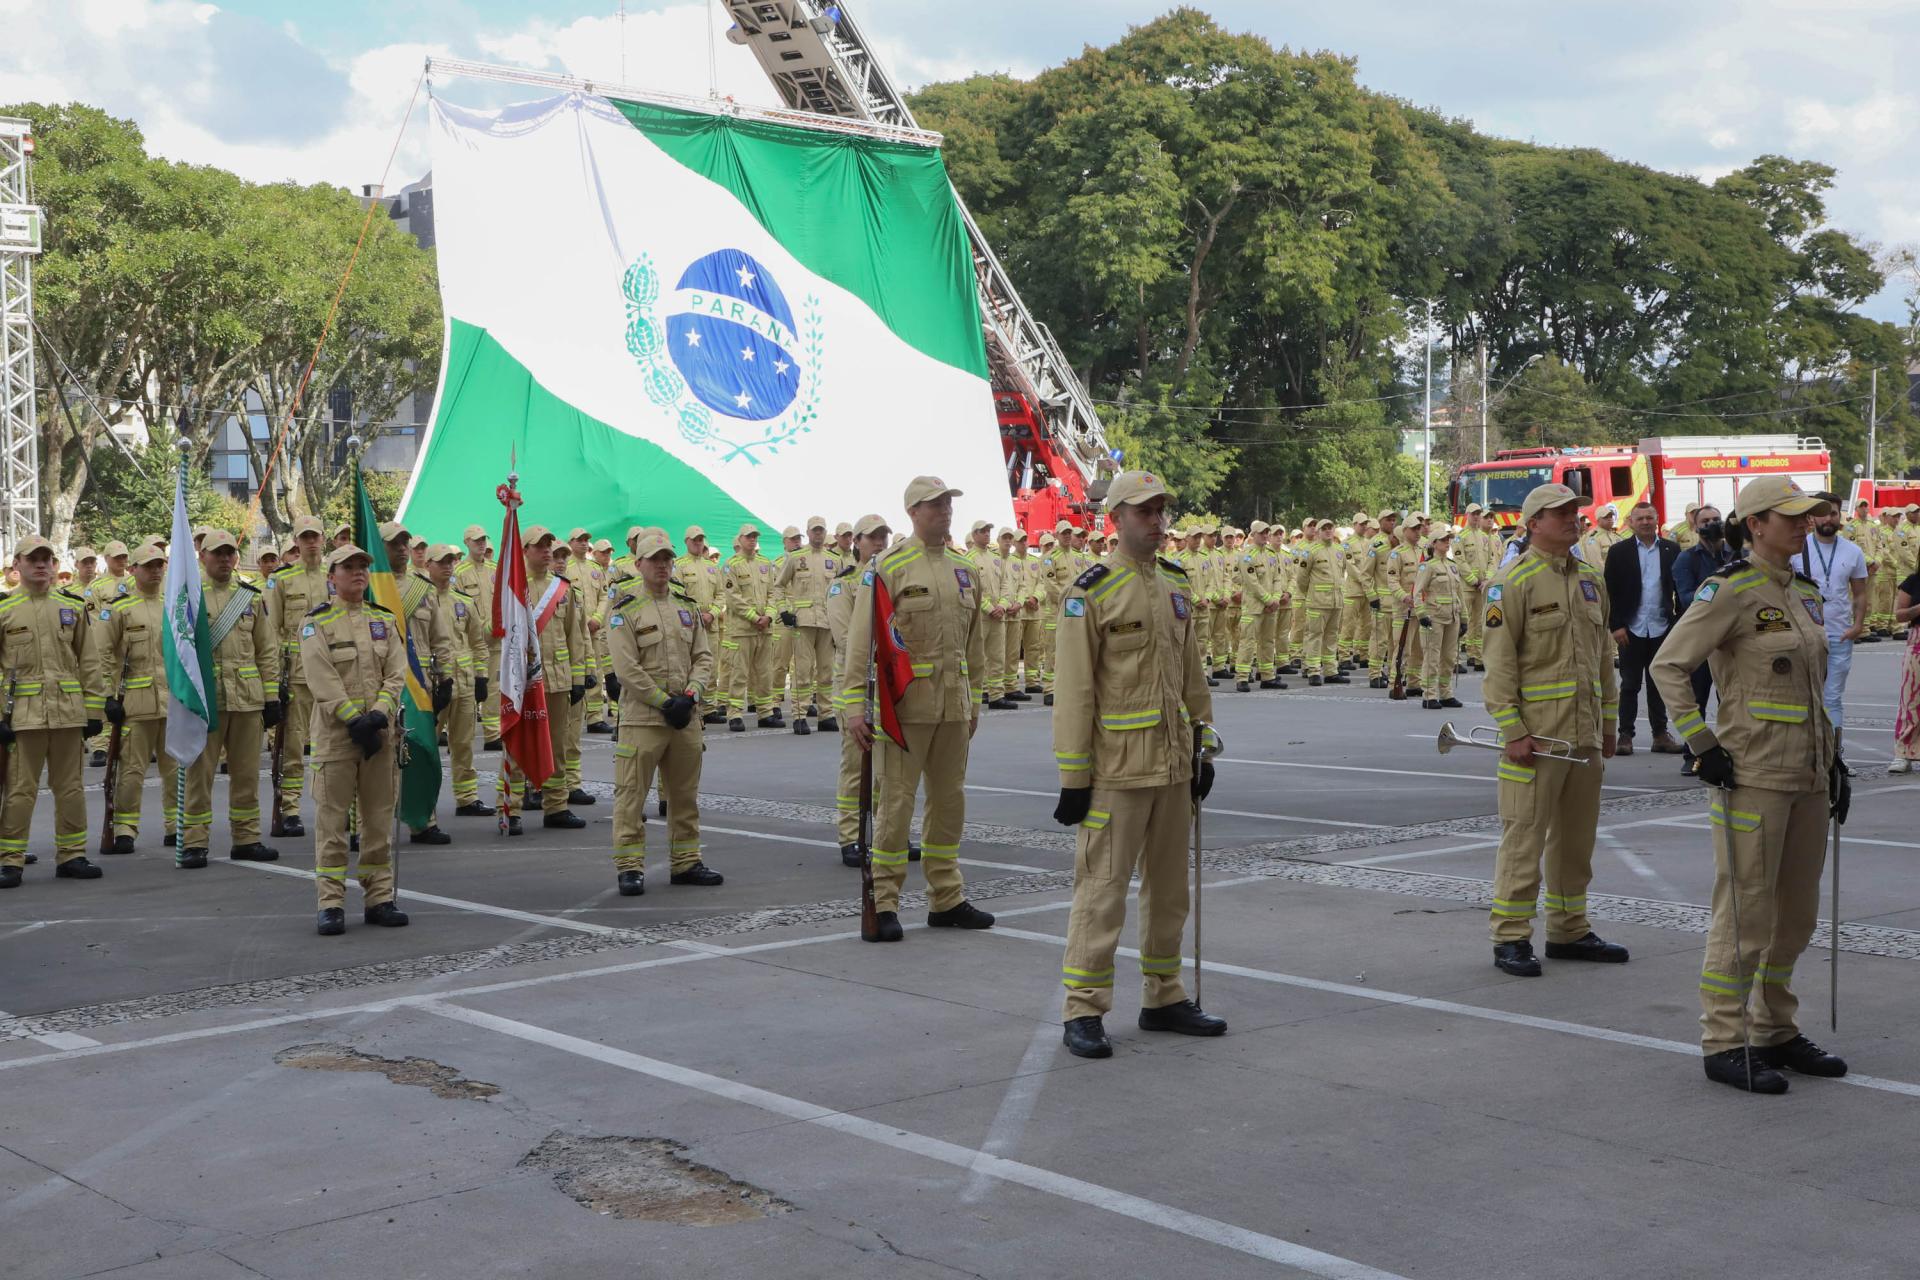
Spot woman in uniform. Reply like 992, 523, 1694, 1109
1414, 527, 1464, 710
1650, 476, 1847, 1094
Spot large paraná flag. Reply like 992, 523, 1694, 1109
162, 453, 216, 765
353, 467, 442, 830
400, 92, 1010, 542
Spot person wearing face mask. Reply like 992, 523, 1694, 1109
1672, 507, 1736, 777
1790, 496, 1869, 766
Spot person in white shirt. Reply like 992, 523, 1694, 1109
1790, 507, 1869, 760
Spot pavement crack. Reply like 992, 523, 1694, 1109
861, 1224, 992, 1279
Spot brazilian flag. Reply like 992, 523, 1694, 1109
352, 465, 441, 829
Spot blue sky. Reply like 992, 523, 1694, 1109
6, 1, 1916, 321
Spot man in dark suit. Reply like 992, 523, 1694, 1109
1602, 501, 1683, 755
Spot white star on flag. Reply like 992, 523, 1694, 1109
740, 348, 755, 361
685, 329, 702, 347
773, 359, 790, 375
735, 264, 756, 288
734, 389, 753, 409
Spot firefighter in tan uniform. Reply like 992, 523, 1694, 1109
773, 515, 839, 734
1014, 529, 1045, 694
723, 524, 779, 730
1414, 527, 1465, 709
1482, 483, 1626, 976
829, 515, 891, 865
1650, 476, 1849, 1093
79, 539, 131, 766
300, 545, 409, 934
1051, 471, 1223, 1058
1364, 510, 1400, 681
454, 524, 500, 747
508, 526, 589, 825
606, 529, 722, 896
548, 539, 594, 801
182, 529, 281, 866
1386, 520, 1427, 695
1296, 518, 1348, 684
1232, 522, 1277, 691
675, 527, 726, 723
963, 521, 1010, 708
565, 529, 610, 733
0, 535, 106, 885
97, 543, 178, 852
1338, 514, 1373, 669
841, 475, 996, 942
381, 521, 458, 845
1460, 505, 1496, 669
429, 544, 493, 819
269, 516, 332, 835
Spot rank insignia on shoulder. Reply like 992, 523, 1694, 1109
1073, 564, 1109, 590
1485, 605, 1504, 629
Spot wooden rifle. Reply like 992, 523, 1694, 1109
0, 667, 14, 798
1388, 601, 1413, 701
98, 648, 132, 855
268, 669, 291, 836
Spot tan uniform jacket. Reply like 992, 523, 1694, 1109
722, 553, 775, 632
526, 570, 587, 688
1648, 558, 1833, 792
1234, 545, 1271, 617
675, 553, 722, 626
1052, 553, 1212, 790
1415, 558, 1465, 625
453, 557, 497, 633
270, 560, 331, 686
1365, 534, 1396, 602
400, 571, 454, 687
1480, 548, 1618, 751
97, 589, 169, 720
439, 585, 489, 684
826, 562, 863, 655
773, 547, 841, 627
82, 573, 131, 621
203, 577, 276, 711
607, 583, 715, 727
0, 586, 105, 729
298, 599, 406, 763
1295, 542, 1344, 608
838, 534, 985, 723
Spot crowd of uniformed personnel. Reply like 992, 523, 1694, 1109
1, 473, 1907, 1091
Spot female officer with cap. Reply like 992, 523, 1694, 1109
1651, 476, 1847, 1094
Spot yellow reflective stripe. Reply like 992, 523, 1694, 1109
1673, 710, 1708, 738
1489, 897, 1536, 917
1757, 963, 1793, 984
909, 663, 935, 676
334, 699, 363, 722
1708, 800, 1761, 832
1138, 954, 1182, 973
919, 843, 960, 860
1099, 709, 1162, 730
12, 681, 42, 694
121, 675, 156, 689
613, 742, 637, 759
1081, 809, 1110, 830
58, 679, 82, 692
1700, 970, 1752, 994
1490, 707, 1522, 724
1087, 567, 1135, 601
882, 547, 923, 572
1726, 571, 1766, 594
1509, 560, 1545, 584
1541, 892, 1587, 911
1520, 680, 1577, 700
1750, 701, 1808, 723
1497, 762, 1536, 784
314, 866, 348, 880
870, 848, 910, 866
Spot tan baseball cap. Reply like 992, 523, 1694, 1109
737, 522, 760, 540
1424, 528, 1454, 548
377, 520, 408, 544
805, 515, 827, 531
833, 521, 852, 536
521, 524, 556, 547
997, 526, 1016, 540
1597, 504, 1618, 522
1315, 517, 1335, 529
853, 513, 890, 537
1248, 519, 1270, 534
1104, 469, 1172, 509
102, 540, 130, 558
463, 523, 488, 541
326, 544, 372, 569
1039, 532, 1057, 546
1464, 503, 1483, 515
633, 530, 673, 559
1684, 502, 1701, 515
72, 545, 98, 562
592, 538, 613, 553
568, 526, 591, 541
1055, 519, 1075, 534
201, 528, 238, 553
331, 521, 352, 538
1519, 483, 1582, 523
13, 534, 55, 558
427, 542, 460, 561
969, 518, 994, 534
684, 524, 706, 541
780, 524, 801, 539
1351, 512, 1371, 526
1731, 476, 1827, 520
293, 517, 324, 538
1376, 508, 1398, 523
904, 475, 962, 507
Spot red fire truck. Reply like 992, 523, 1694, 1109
1449, 435, 1832, 528
1845, 476, 1920, 516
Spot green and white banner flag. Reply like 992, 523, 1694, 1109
162, 455, 216, 765
400, 93, 1009, 541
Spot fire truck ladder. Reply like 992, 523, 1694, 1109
719, 0, 1114, 500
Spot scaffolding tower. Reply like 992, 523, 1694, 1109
0, 117, 42, 551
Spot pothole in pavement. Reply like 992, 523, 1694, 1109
274, 1043, 502, 1101
518, 1131, 795, 1224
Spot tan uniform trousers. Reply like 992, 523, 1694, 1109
1260, 609, 1282, 676
480, 644, 502, 741
790, 625, 834, 712
1303, 602, 1341, 676
440, 683, 479, 804
1420, 620, 1460, 697
111, 719, 178, 839
0, 728, 88, 865
278, 682, 315, 808
983, 617, 1009, 698
1060, 781, 1191, 1020
1194, 607, 1213, 670
1389, 613, 1426, 687
836, 726, 864, 846
871, 720, 970, 913
184, 709, 264, 848
1489, 747, 1601, 942
565, 684, 586, 790
1698, 785, 1828, 1055
314, 748, 396, 909
724, 628, 769, 712
1232, 613, 1263, 679
1338, 595, 1369, 662
1868, 566, 1896, 630
612, 723, 703, 874
1464, 583, 1486, 658
1368, 600, 1393, 665
768, 623, 794, 708
1019, 616, 1045, 690
1285, 599, 1305, 664
591, 629, 614, 723
505, 689, 575, 813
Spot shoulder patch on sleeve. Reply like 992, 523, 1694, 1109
1063, 597, 1086, 618
301, 622, 315, 638
1073, 564, 1110, 590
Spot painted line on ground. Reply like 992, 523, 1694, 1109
1218, 757, 1662, 794
983, 923, 1920, 1102
426, 1000, 1406, 1280
967, 784, 1394, 832
704, 822, 1049, 874
220, 860, 629, 936
0, 1005, 97, 1051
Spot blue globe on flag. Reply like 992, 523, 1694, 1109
666, 249, 802, 422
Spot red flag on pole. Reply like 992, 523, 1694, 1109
869, 572, 916, 750
493, 475, 555, 787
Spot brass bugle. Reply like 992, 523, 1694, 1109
1436, 721, 1586, 765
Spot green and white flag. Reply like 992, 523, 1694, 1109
162, 455, 217, 764
400, 93, 1009, 541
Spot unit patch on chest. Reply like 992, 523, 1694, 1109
1799, 597, 1823, 626
1754, 606, 1790, 635
368, 620, 387, 640
955, 568, 973, 590
679, 609, 694, 627
1170, 591, 1189, 620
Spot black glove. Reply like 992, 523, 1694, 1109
779, 609, 798, 627
569, 683, 585, 705
347, 709, 389, 759
1052, 787, 1092, 826
604, 672, 621, 703
262, 700, 283, 730
85, 718, 102, 739
278, 681, 291, 711
104, 697, 126, 726
0, 721, 13, 747
662, 694, 696, 730
473, 676, 488, 704
585, 674, 598, 690
1418, 616, 1432, 630
1830, 756, 1852, 825
1369, 599, 1381, 611
1695, 745, 1736, 788
432, 677, 454, 713
1192, 759, 1215, 801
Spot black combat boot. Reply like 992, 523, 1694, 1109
670, 863, 724, 886
317, 908, 346, 936
543, 811, 586, 829
617, 871, 644, 897
1492, 940, 1542, 976
1063, 1016, 1112, 1059
866, 911, 904, 942
1544, 933, 1629, 963
364, 900, 410, 927
1703, 1047, 1788, 1094
229, 843, 280, 862
927, 901, 995, 929
1137, 1000, 1226, 1036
